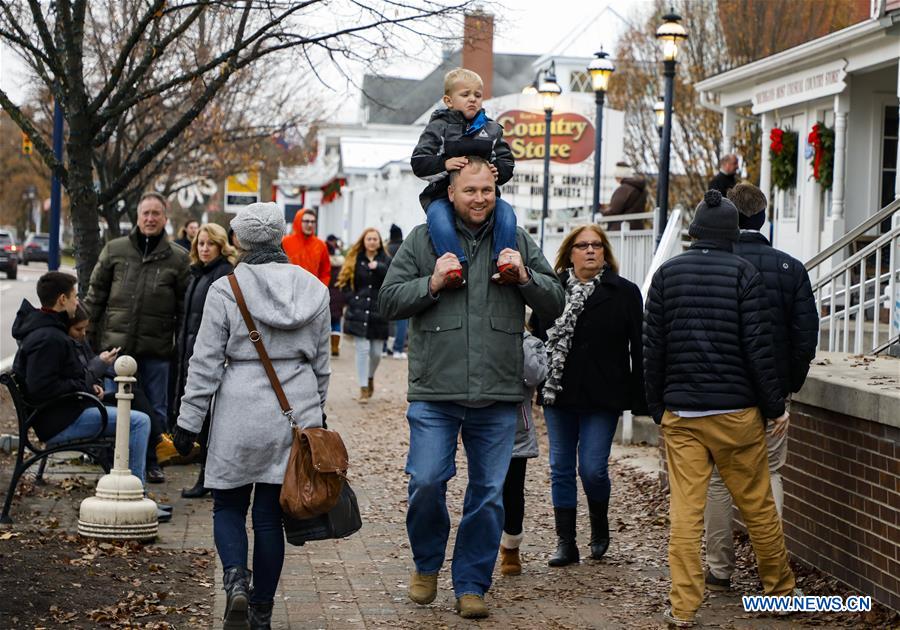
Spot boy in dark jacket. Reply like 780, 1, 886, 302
12, 272, 151, 484
411, 67, 517, 287
643, 191, 796, 627
703, 184, 818, 592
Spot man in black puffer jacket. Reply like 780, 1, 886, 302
644, 190, 796, 627
703, 184, 819, 594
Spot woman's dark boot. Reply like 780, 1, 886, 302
222, 567, 251, 629
548, 507, 580, 567
588, 500, 611, 560
248, 601, 274, 630
181, 465, 210, 498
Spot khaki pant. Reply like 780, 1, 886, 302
705, 422, 788, 580
662, 408, 794, 620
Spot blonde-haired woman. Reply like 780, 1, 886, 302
337, 228, 390, 402
531, 224, 647, 567
176, 223, 236, 497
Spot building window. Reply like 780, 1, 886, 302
569, 71, 592, 93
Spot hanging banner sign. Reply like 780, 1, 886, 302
496, 110, 595, 164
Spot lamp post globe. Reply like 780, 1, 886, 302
588, 50, 614, 223
537, 63, 561, 251
654, 10, 687, 248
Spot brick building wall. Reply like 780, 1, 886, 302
784, 401, 900, 611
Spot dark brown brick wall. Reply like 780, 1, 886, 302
784, 402, 900, 612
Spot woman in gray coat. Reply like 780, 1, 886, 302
174, 202, 331, 630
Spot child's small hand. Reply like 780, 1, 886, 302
444, 157, 468, 171
488, 164, 499, 181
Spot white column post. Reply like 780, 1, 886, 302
722, 106, 736, 155
759, 112, 775, 244
822, 90, 850, 275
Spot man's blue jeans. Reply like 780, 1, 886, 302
212, 483, 284, 604
544, 407, 619, 507
47, 406, 150, 484
137, 356, 170, 428
405, 401, 516, 597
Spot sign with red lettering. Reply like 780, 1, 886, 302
497, 110, 595, 164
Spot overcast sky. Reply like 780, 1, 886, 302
0, 1, 651, 121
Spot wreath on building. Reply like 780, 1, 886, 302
769, 127, 798, 191
807, 122, 835, 190
321, 177, 346, 203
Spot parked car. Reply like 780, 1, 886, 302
0, 230, 19, 279
21, 233, 50, 265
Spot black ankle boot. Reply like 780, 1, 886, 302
222, 567, 251, 629
548, 507, 580, 567
248, 601, 274, 629
588, 500, 610, 560
181, 466, 210, 498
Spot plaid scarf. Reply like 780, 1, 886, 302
542, 268, 605, 405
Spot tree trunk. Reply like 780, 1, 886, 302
66, 136, 101, 298
101, 201, 122, 240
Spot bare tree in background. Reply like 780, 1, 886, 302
0, 0, 470, 291
608, 0, 867, 217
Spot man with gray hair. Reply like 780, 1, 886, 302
708, 154, 739, 197
703, 183, 818, 593
85, 191, 190, 484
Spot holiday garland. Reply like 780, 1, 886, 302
769, 127, 798, 191
807, 123, 835, 190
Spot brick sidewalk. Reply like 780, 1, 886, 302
4, 350, 830, 629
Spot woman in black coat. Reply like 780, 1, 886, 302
336, 228, 390, 403
531, 224, 647, 567
175, 223, 235, 497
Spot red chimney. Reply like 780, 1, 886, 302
462, 11, 494, 99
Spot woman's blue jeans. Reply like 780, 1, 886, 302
47, 406, 150, 484
212, 483, 285, 603
544, 407, 619, 507
426, 197, 518, 263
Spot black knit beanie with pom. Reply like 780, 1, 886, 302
689, 190, 740, 242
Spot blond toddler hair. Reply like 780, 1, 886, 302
443, 68, 483, 95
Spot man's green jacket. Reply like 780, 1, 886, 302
84, 229, 190, 359
379, 221, 564, 402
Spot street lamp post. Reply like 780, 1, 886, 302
654, 10, 687, 248
537, 62, 561, 251
588, 50, 615, 224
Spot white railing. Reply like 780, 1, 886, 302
808, 202, 900, 356
540, 211, 656, 285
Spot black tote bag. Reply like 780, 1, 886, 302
283, 482, 362, 546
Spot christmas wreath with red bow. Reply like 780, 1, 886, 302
807, 122, 835, 190
321, 177, 346, 203
769, 127, 798, 191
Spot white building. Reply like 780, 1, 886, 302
695, 2, 900, 267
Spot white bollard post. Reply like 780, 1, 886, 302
78, 356, 158, 541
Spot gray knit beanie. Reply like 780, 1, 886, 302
230, 202, 285, 249
689, 190, 740, 242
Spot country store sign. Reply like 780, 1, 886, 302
497, 110, 595, 164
